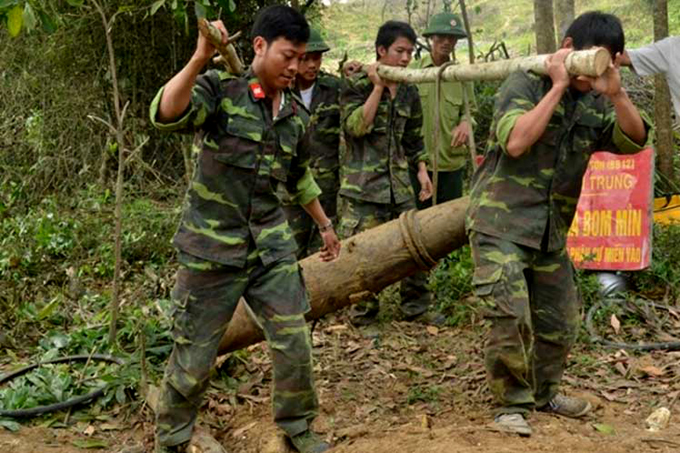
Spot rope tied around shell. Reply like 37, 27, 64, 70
399, 209, 437, 270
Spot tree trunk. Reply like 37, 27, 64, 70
98, 144, 110, 185
653, 0, 674, 183
554, 0, 574, 42
218, 197, 470, 354
534, 0, 557, 54
344, 48, 610, 83
458, 0, 474, 64
425, 0, 433, 26
406, 0, 416, 25
90, 0, 126, 345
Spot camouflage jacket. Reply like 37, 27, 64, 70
281, 71, 342, 204
340, 72, 428, 205
467, 70, 648, 252
150, 69, 321, 267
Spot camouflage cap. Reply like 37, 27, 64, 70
306, 29, 331, 53
422, 12, 468, 38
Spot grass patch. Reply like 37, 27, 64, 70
429, 246, 476, 327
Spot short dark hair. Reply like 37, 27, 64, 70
375, 21, 417, 60
564, 11, 625, 57
251, 5, 309, 45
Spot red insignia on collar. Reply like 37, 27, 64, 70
249, 82, 265, 99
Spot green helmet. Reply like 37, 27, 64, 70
306, 29, 331, 53
422, 12, 468, 38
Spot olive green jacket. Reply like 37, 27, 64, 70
412, 53, 476, 172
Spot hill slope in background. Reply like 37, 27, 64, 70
319, 0, 680, 69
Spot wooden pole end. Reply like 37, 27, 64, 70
592, 47, 612, 77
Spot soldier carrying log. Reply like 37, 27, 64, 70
338, 20, 438, 326
149, 5, 339, 453
280, 29, 343, 259
466, 11, 649, 436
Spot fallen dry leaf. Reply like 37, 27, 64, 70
438, 356, 457, 371
232, 421, 258, 439
146, 385, 160, 412
611, 314, 621, 335
336, 425, 369, 439
640, 366, 665, 377
98, 423, 120, 431
237, 394, 268, 403
614, 362, 628, 377
327, 324, 348, 332
426, 326, 439, 336
345, 341, 362, 354
83, 425, 95, 436
646, 407, 671, 431
600, 391, 618, 402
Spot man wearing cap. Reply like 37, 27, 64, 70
281, 29, 343, 258
410, 12, 476, 208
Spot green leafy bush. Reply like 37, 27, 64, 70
429, 246, 476, 326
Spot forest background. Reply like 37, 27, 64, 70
1, 0, 680, 450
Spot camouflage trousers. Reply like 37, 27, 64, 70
282, 190, 338, 260
337, 195, 432, 318
156, 249, 318, 448
469, 231, 581, 415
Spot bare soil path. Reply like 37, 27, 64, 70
2, 317, 679, 452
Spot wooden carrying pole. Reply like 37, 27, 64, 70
218, 198, 469, 354
350, 47, 611, 83
198, 19, 244, 75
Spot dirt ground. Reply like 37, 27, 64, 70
2, 315, 680, 452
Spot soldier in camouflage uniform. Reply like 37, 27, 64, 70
339, 21, 435, 325
149, 6, 340, 453
466, 12, 648, 436
281, 29, 342, 259
410, 12, 476, 208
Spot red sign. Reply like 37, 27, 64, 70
567, 147, 654, 270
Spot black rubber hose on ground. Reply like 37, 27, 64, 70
586, 298, 680, 351
0, 354, 124, 418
